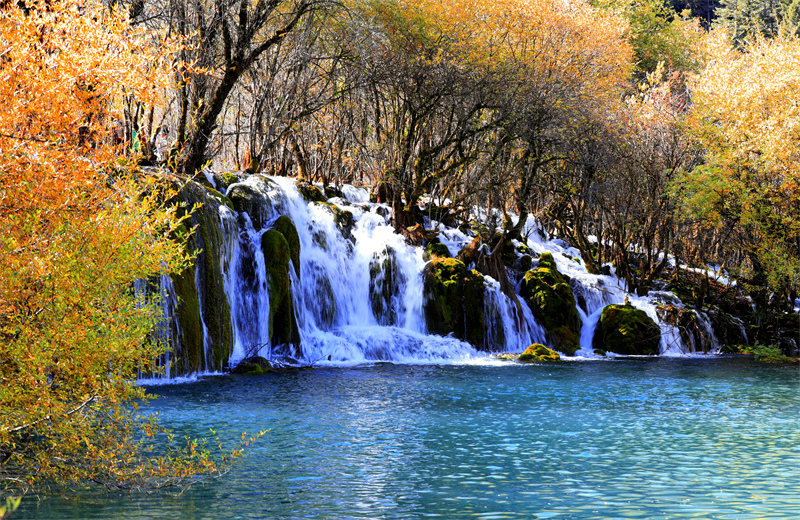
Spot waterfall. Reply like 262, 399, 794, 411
144, 175, 731, 375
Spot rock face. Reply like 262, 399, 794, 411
273, 215, 301, 278
520, 252, 581, 355
422, 257, 486, 348
261, 229, 300, 347
518, 343, 561, 362
656, 305, 714, 353
369, 246, 402, 326
231, 356, 272, 375
228, 176, 277, 230
593, 303, 661, 355
171, 180, 233, 373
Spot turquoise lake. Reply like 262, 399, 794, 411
16, 357, 800, 519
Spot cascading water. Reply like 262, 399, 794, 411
146, 174, 728, 375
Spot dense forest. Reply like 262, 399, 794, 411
2, 0, 800, 507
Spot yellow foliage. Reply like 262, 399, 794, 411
683, 29, 800, 286
0, 0, 245, 496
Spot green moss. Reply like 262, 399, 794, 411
593, 303, 661, 356
425, 242, 451, 260
261, 230, 299, 347
273, 215, 301, 278
520, 252, 581, 355
222, 172, 239, 187
518, 255, 533, 272
173, 181, 234, 373
518, 343, 561, 362
296, 180, 327, 203
516, 244, 531, 256
205, 186, 234, 211
170, 265, 203, 374
422, 257, 486, 348
231, 356, 272, 375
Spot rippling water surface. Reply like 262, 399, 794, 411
17, 358, 800, 519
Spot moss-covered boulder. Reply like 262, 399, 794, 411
422, 257, 486, 348
425, 242, 451, 260
518, 343, 561, 362
520, 252, 581, 355
261, 230, 300, 347
272, 215, 301, 278
370, 246, 402, 326
170, 266, 204, 374
593, 303, 661, 356
228, 177, 277, 230
231, 356, 272, 375
296, 180, 326, 203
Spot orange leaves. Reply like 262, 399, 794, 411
0, 0, 217, 495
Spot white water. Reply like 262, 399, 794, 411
149, 176, 724, 375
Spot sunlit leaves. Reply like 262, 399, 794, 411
0, 0, 238, 497
679, 29, 800, 287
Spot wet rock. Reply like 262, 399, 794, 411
520, 252, 581, 356
518, 343, 561, 362
231, 356, 272, 375
707, 308, 748, 350
422, 257, 486, 349
425, 242, 451, 260
173, 180, 234, 372
315, 202, 355, 243
657, 305, 713, 353
593, 302, 661, 356
261, 230, 300, 347
296, 180, 326, 203
369, 246, 403, 326
272, 215, 301, 278
228, 177, 277, 230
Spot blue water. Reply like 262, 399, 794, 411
16, 358, 800, 519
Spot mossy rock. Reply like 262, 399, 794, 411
228, 180, 277, 230
517, 254, 533, 272
296, 180, 327, 203
370, 246, 402, 326
518, 343, 561, 362
593, 303, 661, 356
425, 242, 451, 260
176, 181, 234, 372
422, 257, 486, 348
324, 185, 345, 199
520, 252, 581, 355
231, 356, 272, 375
170, 265, 204, 374
315, 202, 355, 242
261, 230, 300, 347
272, 215, 301, 278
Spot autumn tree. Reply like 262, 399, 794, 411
0, 0, 255, 499
677, 29, 800, 306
